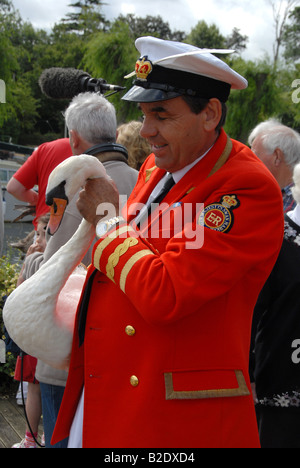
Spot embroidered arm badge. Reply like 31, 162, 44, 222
198, 194, 240, 233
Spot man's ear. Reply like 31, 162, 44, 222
202, 98, 222, 132
69, 130, 80, 149
274, 148, 284, 167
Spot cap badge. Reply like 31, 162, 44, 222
135, 56, 153, 81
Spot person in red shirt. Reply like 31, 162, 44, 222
7, 138, 72, 229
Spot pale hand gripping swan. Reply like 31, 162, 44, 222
3, 155, 109, 370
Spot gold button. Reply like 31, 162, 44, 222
125, 325, 136, 336
130, 375, 139, 387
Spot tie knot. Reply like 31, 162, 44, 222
163, 173, 175, 191
134, 173, 176, 228
152, 173, 175, 205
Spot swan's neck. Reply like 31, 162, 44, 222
41, 219, 95, 286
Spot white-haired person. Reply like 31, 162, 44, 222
250, 162, 300, 448
248, 119, 300, 213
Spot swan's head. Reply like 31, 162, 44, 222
46, 154, 108, 235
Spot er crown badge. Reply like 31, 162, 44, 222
135, 56, 153, 81
198, 194, 240, 233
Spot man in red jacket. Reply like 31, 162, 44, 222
52, 37, 284, 448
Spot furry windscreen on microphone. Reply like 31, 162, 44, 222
39, 67, 91, 99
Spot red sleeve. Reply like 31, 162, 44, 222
13, 150, 38, 189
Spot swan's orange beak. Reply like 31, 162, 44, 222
47, 198, 68, 236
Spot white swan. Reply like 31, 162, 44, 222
3, 154, 108, 369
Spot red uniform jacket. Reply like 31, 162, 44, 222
52, 130, 284, 448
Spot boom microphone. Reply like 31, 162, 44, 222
39, 67, 125, 99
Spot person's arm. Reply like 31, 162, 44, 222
6, 177, 38, 206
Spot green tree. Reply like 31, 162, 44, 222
225, 58, 287, 142
0, 1, 38, 137
274, 62, 300, 130
283, 6, 300, 61
225, 27, 248, 54
83, 14, 189, 122
1, 0, 298, 146
186, 20, 248, 55
83, 20, 139, 122
60, 0, 109, 35
117, 14, 186, 42
0, 0, 12, 14
186, 20, 225, 49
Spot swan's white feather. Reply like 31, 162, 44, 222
3, 155, 107, 369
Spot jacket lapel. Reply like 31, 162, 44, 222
126, 164, 167, 222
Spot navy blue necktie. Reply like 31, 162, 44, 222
135, 173, 175, 227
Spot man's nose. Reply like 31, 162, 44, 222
140, 117, 158, 140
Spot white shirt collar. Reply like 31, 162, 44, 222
288, 203, 300, 227
148, 145, 213, 204
171, 146, 212, 184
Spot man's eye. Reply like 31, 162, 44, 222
157, 115, 167, 121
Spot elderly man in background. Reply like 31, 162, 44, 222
52, 37, 284, 448
249, 119, 300, 213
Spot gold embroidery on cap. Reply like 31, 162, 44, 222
135, 56, 153, 81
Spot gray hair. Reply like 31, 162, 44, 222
248, 119, 300, 170
64, 92, 117, 144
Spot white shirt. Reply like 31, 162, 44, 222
287, 203, 300, 227
68, 389, 84, 448
151, 147, 211, 196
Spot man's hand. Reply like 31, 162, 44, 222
77, 177, 120, 227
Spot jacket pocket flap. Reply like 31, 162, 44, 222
164, 369, 250, 400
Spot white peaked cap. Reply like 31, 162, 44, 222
123, 36, 248, 103
136, 36, 248, 89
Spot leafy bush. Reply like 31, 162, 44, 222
0, 252, 21, 393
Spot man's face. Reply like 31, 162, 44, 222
139, 97, 212, 173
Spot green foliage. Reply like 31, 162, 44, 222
83, 20, 139, 122
283, 6, 300, 61
225, 58, 285, 142
0, 0, 299, 144
0, 252, 22, 391
186, 20, 226, 49
62, 0, 109, 35
117, 13, 186, 42
0, 253, 21, 299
